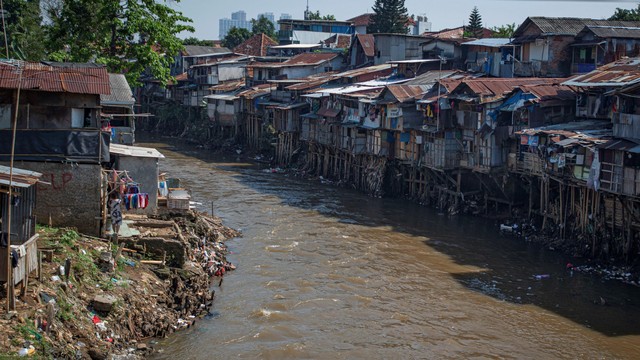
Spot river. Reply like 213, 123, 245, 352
145, 141, 640, 359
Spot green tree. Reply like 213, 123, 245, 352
368, 0, 409, 34
306, 10, 335, 21
464, 6, 483, 38
0, 0, 46, 60
182, 37, 213, 46
45, 0, 194, 86
491, 23, 515, 38
609, 5, 640, 21
222, 26, 252, 49
251, 16, 276, 39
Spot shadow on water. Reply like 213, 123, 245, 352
143, 137, 640, 337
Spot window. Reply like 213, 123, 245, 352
71, 108, 84, 128
0, 104, 10, 129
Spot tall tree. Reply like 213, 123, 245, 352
251, 16, 276, 39
368, 0, 409, 34
45, 0, 194, 86
182, 37, 213, 46
609, 5, 640, 21
491, 23, 515, 38
0, 0, 46, 60
465, 6, 483, 38
222, 26, 252, 49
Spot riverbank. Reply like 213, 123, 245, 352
0, 210, 239, 359
152, 131, 640, 284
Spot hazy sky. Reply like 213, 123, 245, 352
169, 0, 639, 40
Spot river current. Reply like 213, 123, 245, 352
145, 141, 640, 359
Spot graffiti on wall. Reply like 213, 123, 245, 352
37, 172, 73, 191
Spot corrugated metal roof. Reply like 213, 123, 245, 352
355, 34, 375, 57
387, 85, 432, 102
519, 84, 576, 101
316, 85, 382, 95
515, 17, 640, 38
209, 79, 245, 92
599, 138, 640, 152
455, 78, 568, 102
404, 70, 459, 85
0, 165, 42, 188
101, 74, 134, 105
0, 60, 110, 95
270, 44, 321, 49
461, 38, 512, 48
204, 93, 239, 101
336, 64, 391, 79
183, 45, 231, 56
250, 52, 339, 68
582, 25, 640, 39
563, 57, 640, 87
109, 144, 165, 158
238, 84, 276, 99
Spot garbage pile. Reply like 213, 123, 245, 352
0, 210, 240, 359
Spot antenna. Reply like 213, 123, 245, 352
304, 0, 310, 20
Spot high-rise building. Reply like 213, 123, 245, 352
258, 12, 275, 24
219, 10, 253, 39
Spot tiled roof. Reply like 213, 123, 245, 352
101, 74, 134, 105
347, 13, 373, 27
233, 34, 278, 57
323, 34, 351, 49
355, 34, 375, 57
515, 17, 640, 38
284, 52, 339, 66
0, 60, 110, 95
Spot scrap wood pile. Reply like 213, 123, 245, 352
362, 156, 387, 198
0, 210, 240, 359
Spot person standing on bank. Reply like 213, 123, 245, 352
109, 192, 123, 244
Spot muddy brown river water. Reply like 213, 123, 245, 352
145, 141, 640, 359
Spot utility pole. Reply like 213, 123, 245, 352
304, 0, 310, 20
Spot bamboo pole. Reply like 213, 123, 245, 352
5, 64, 22, 312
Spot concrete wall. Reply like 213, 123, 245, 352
115, 155, 159, 215
2, 161, 102, 236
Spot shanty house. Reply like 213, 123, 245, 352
378, 85, 431, 164
109, 144, 165, 216
0, 61, 111, 236
571, 25, 640, 74
249, 53, 344, 84
374, 34, 426, 65
350, 34, 375, 68
0, 165, 42, 286
101, 74, 136, 145
461, 38, 515, 77
447, 78, 566, 171
511, 17, 640, 77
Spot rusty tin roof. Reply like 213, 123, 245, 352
0, 61, 110, 95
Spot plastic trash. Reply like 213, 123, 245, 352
18, 346, 35, 357
534, 274, 550, 280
